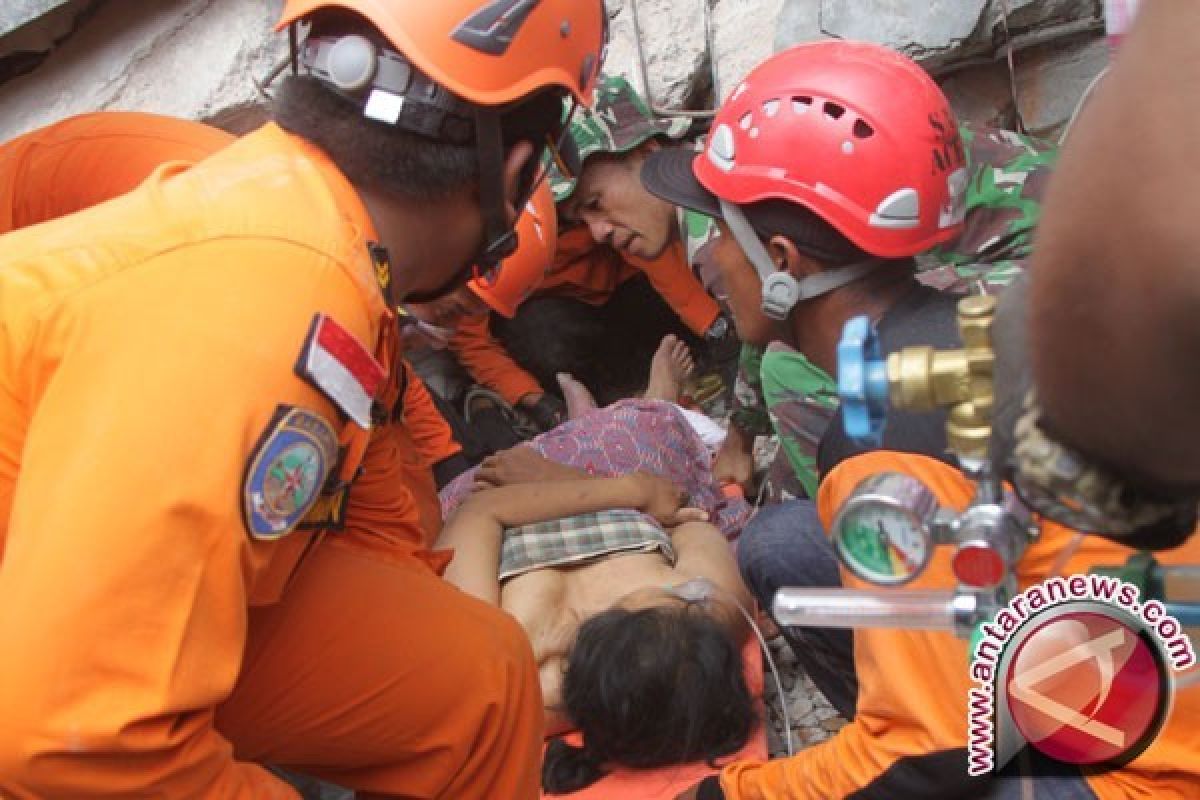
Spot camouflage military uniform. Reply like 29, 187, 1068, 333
916, 124, 1058, 295
733, 123, 1059, 499
546, 74, 737, 408
547, 73, 690, 203
547, 73, 729, 304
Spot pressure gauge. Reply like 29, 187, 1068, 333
832, 472, 939, 586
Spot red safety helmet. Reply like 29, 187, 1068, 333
468, 179, 558, 318
693, 40, 967, 258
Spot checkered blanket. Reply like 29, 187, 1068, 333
498, 509, 675, 580
440, 399, 752, 540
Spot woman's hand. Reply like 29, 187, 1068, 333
632, 472, 709, 527
472, 446, 588, 491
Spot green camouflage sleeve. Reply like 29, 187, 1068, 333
759, 343, 840, 499
917, 123, 1059, 296
548, 74, 691, 202
730, 343, 773, 438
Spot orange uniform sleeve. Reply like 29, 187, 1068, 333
399, 358, 461, 464
0, 111, 233, 234
720, 452, 987, 800
0, 236, 374, 797
626, 239, 720, 335
449, 314, 544, 406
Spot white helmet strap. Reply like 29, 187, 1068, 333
719, 199, 885, 320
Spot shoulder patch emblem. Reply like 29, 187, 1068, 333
295, 314, 386, 429
243, 405, 338, 540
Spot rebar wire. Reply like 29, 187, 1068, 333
629, 0, 721, 119
996, 0, 1028, 134
252, 55, 291, 101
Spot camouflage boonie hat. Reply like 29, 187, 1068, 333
547, 73, 691, 202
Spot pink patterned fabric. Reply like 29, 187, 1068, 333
439, 399, 752, 540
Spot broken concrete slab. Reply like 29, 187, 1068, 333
0, 0, 285, 142
0, 0, 80, 41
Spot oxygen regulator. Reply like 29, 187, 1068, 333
773, 295, 1038, 638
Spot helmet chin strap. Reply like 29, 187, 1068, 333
474, 107, 519, 269
719, 198, 886, 321
401, 107, 561, 304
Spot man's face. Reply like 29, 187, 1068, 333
561, 147, 677, 260
712, 219, 776, 347
387, 140, 537, 303
380, 188, 488, 302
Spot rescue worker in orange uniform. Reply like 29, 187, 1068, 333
448, 225, 716, 414
406, 178, 563, 424
422, 76, 733, 428
0, 1, 609, 798
0, 109, 467, 545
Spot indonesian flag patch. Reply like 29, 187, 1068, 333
295, 314, 385, 429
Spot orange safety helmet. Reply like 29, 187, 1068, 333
467, 178, 557, 318
277, 0, 606, 279
276, 0, 606, 107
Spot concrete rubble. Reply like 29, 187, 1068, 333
763, 635, 844, 757
1, 0, 1108, 141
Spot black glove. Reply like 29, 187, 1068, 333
523, 393, 565, 432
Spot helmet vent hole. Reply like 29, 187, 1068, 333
823, 102, 846, 120
853, 119, 874, 139
739, 112, 754, 130
762, 99, 781, 117
792, 96, 812, 113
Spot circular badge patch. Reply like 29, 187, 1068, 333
243, 406, 338, 540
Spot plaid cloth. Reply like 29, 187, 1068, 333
498, 509, 675, 581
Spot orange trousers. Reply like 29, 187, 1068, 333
215, 538, 543, 799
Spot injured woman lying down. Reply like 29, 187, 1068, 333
437, 399, 757, 794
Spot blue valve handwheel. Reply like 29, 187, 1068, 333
837, 315, 889, 445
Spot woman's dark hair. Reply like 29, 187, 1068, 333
542, 605, 757, 794
272, 10, 563, 201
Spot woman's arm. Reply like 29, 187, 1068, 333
438, 474, 706, 605
472, 445, 590, 491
